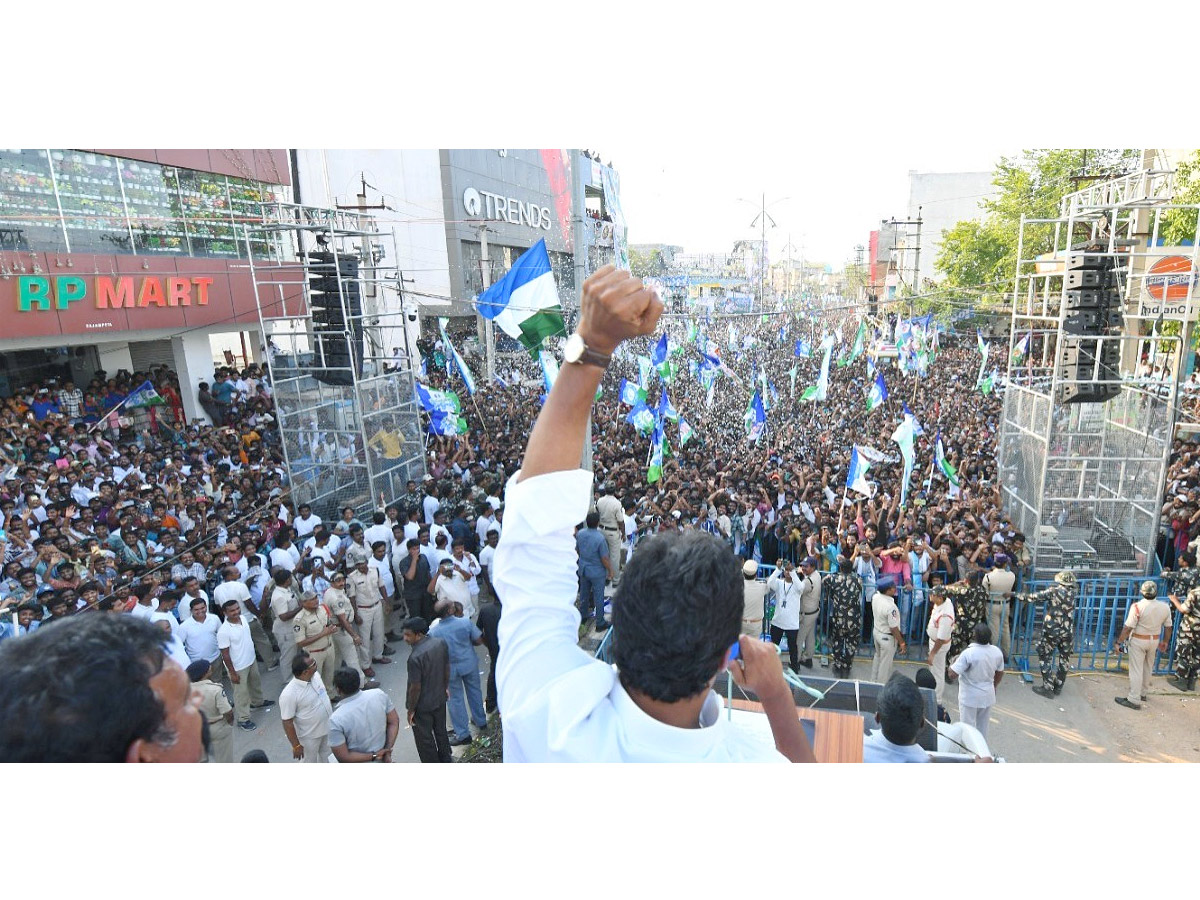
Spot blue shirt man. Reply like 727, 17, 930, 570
432, 605, 487, 744
574, 512, 611, 626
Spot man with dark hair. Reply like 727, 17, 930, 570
402, 537, 432, 622
188, 658, 233, 763
433, 599, 487, 746
948, 621, 1004, 743
476, 593, 502, 717
575, 510, 611, 626
494, 265, 814, 763
328, 666, 399, 763
403, 616, 452, 763
0, 615, 204, 763
862, 673, 930, 763
218, 599, 273, 731
279, 651, 334, 763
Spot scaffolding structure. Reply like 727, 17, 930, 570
245, 202, 425, 521
999, 168, 1200, 577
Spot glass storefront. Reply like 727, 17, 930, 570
0, 149, 284, 259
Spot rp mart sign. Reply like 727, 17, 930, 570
0, 252, 298, 340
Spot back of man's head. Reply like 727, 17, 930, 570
333, 667, 361, 696
876, 673, 924, 747
585, 511, 600, 529
612, 530, 741, 703
0, 615, 171, 762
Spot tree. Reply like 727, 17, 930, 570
934, 149, 1140, 299
629, 247, 667, 279
1159, 149, 1200, 246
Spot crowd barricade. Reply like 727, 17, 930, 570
735, 565, 1181, 676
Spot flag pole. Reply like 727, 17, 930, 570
836, 484, 850, 533
88, 390, 140, 436
469, 394, 491, 443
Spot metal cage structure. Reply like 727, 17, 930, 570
999, 168, 1200, 578
244, 203, 425, 522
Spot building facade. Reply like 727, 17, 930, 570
0, 148, 291, 420
906, 170, 998, 286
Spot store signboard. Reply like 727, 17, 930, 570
0, 252, 291, 340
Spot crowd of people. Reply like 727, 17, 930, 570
2, 258, 1198, 762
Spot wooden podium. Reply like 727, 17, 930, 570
728, 698, 865, 763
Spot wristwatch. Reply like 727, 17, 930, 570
563, 333, 611, 369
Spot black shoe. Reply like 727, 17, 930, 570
449, 736, 472, 747
382, 645, 396, 656
1031, 685, 1055, 698
594, 620, 610, 632
1171, 676, 1190, 692
1114, 697, 1141, 710
800, 659, 813, 669
1189, 675, 1198, 692
1053, 682, 1064, 696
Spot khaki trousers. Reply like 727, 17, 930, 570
273, 619, 297, 677
356, 603, 385, 667
1127, 638, 1156, 704
798, 610, 819, 662
207, 719, 233, 763
602, 528, 623, 581
872, 633, 895, 683
300, 734, 332, 764
928, 640, 950, 704
988, 601, 1011, 658
231, 662, 264, 722
309, 645, 336, 690
332, 631, 364, 681
741, 618, 764, 638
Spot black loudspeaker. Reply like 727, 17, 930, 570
1064, 288, 1120, 311
1064, 308, 1123, 335
1059, 338, 1121, 404
1065, 269, 1115, 290
306, 251, 363, 386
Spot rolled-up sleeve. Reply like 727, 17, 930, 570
495, 468, 596, 717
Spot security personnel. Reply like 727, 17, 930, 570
268, 568, 301, 677
293, 590, 338, 688
1169, 585, 1200, 693
871, 575, 906, 684
741, 560, 768, 637
795, 556, 823, 669
925, 584, 955, 705
187, 659, 233, 763
947, 571, 988, 666
348, 553, 389, 675
595, 483, 625, 585
1025, 570, 1077, 698
824, 556, 863, 678
324, 571, 370, 687
1113, 581, 1172, 710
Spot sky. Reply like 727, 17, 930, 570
606, 141, 1011, 266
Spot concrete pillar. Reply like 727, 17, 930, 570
96, 342, 134, 379
171, 332, 216, 425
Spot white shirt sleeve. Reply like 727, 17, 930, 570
494, 468, 600, 715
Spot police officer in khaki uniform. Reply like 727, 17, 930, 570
595, 484, 625, 585
741, 560, 767, 637
324, 571, 372, 687
293, 590, 338, 688
1113, 581, 1173, 710
871, 575, 906, 684
347, 551, 389, 675
187, 659, 233, 763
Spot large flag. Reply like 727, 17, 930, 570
476, 238, 566, 355
679, 417, 695, 447
647, 420, 665, 483
652, 333, 669, 368
125, 380, 165, 408
619, 379, 647, 407
890, 415, 916, 508
415, 383, 462, 415
935, 431, 959, 486
794, 339, 812, 358
980, 368, 998, 395
976, 330, 990, 388
902, 402, 924, 436
1011, 331, 1031, 366
626, 402, 656, 435
438, 318, 476, 396
800, 335, 836, 402
866, 372, 888, 411
657, 389, 679, 423
976, 328, 988, 357
744, 391, 766, 442
846, 446, 873, 497
428, 410, 469, 436
837, 320, 866, 367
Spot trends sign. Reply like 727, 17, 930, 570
463, 187, 551, 231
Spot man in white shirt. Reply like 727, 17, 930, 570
363, 512, 392, 552
279, 651, 334, 763
423, 488, 441, 525
179, 595, 224, 681
862, 673, 931, 763
924, 584, 955, 704
213, 566, 275, 670
949, 622, 1005, 744
217, 599, 274, 730
475, 507, 496, 548
293, 504, 321, 539
430, 557, 474, 620
268, 528, 302, 573
766, 561, 801, 672
494, 264, 814, 763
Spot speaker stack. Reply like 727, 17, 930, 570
1058, 252, 1124, 405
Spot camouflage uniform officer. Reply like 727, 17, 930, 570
1163, 552, 1199, 691
1026, 570, 1077, 698
825, 557, 862, 678
1169, 585, 1200, 692
947, 572, 988, 666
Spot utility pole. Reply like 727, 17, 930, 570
477, 224, 495, 382
337, 174, 391, 361
883, 210, 923, 311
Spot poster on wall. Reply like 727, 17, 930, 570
600, 167, 630, 270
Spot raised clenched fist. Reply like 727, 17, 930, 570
578, 265, 664, 355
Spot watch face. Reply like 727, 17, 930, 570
564, 333, 584, 363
